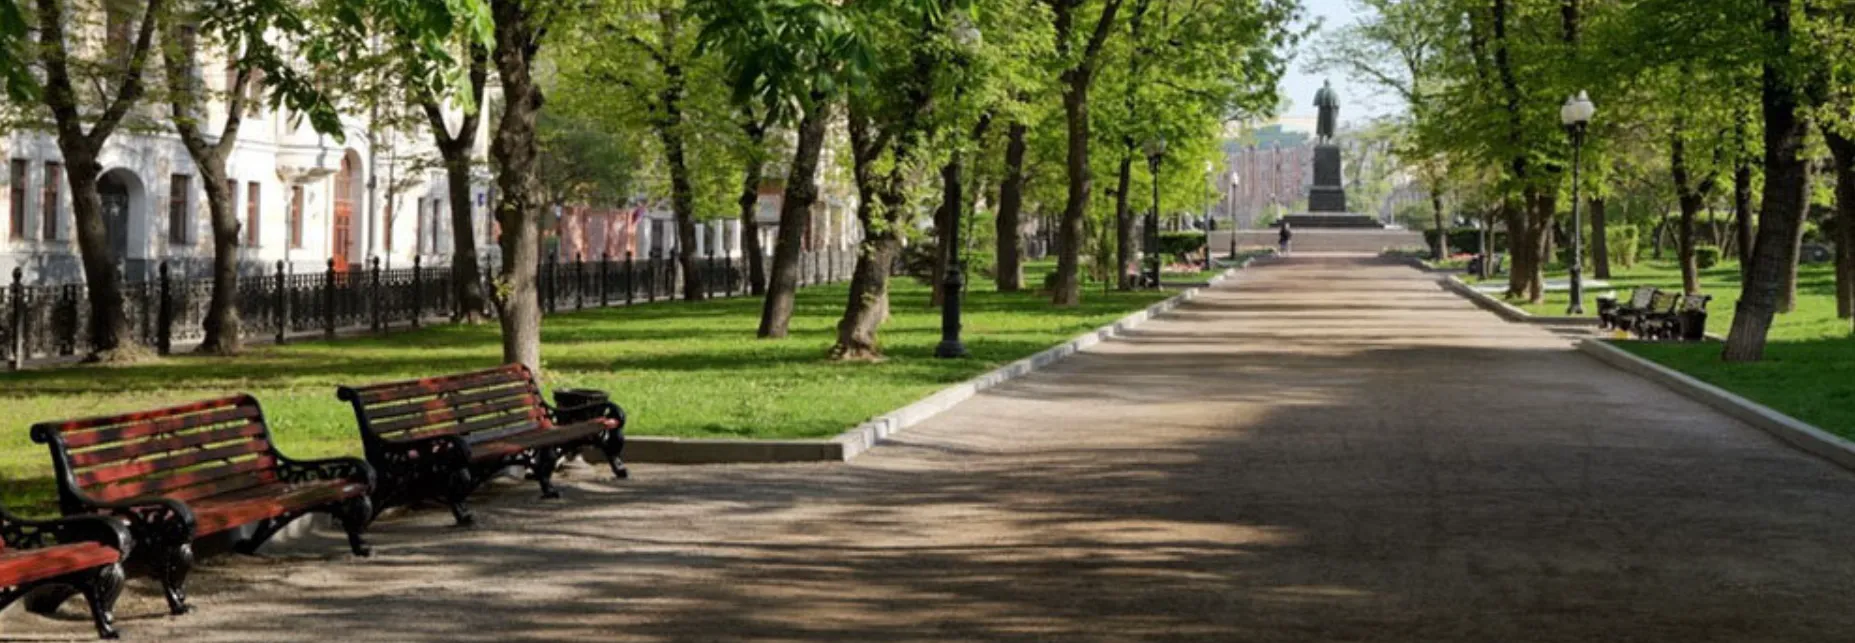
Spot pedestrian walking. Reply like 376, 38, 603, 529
1278, 221, 1293, 255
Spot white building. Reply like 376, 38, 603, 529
2, 59, 493, 283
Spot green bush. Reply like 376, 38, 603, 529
1424, 228, 1496, 256
1157, 231, 1206, 263
1694, 245, 1722, 269
1606, 226, 1640, 268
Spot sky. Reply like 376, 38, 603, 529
1276, 0, 1399, 127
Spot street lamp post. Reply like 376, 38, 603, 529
935, 17, 983, 359
1202, 161, 1215, 270
1560, 90, 1595, 315
1228, 172, 1240, 260
1144, 138, 1166, 289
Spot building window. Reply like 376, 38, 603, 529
9, 159, 25, 240
42, 162, 61, 240
288, 185, 303, 249
432, 199, 446, 254
169, 174, 192, 245
383, 200, 393, 253
414, 197, 425, 255
246, 182, 260, 246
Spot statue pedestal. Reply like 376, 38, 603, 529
1307, 145, 1347, 212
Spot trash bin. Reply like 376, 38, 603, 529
1680, 311, 1708, 341
553, 388, 610, 424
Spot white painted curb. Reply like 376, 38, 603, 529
1578, 338, 1855, 472
1439, 275, 1599, 326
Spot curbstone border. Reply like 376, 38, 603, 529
1438, 275, 1600, 326
625, 258, 1256, 464
1578, 338, 1855, 472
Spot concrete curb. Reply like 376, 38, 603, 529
1438, 275, 1600, 326
1577, 339, 1855, 472
623, 258, 1256, 465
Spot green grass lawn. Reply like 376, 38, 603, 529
0, 262, 1177, 512
1473, 258, 1855, 439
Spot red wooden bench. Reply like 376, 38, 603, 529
31, 396, 376, 615
0, 507, 129, 638
337, 364, 627, 526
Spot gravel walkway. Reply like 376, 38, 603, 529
11, 254, 1855, 641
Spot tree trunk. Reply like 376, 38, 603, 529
440, 142, 489, 320
418, 46, 490, 323
490, 0, 546, 372
1114, 153, 1135, 290
758, 102, 829, 338
37, 0, 163, 362
652, 9, 704, 302
1652, 211, 1668, 259
995, 121, 1027, 291
1052, 71, 1093, 305
832, 229, 901, 360
1778, 205, 1807, 313
1832, 129, 1855, 320
1672, 132, 1701, 294
1724, 0, 1812, 361
1431, 190, 1448, 261
1528, 192, 1553, 303
197, 169, 241, 353
930, 158, 958, 306
1503, 195, 1528, 297
1591, 196, 1610, 279
736, 162, 767, 297
1734, 150, 1755, 279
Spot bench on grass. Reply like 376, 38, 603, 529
1599, 286, 1656, 331
0, 507, 129, 638
336, 364, 627, 527
31, 397, 376, 615
1638, 293, 1712, 341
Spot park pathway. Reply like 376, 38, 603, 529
16, 254, 1855, 641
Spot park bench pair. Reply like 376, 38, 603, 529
18, 364, 625, 636
1598, 286, 1711, 341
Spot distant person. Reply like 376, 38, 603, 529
1278, 221, 1293, 255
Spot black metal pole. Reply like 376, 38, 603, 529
275, 261, 287, 344
1146, 155, 1163, 289
1568, 123, 1586, 315
936, 164, 969, 360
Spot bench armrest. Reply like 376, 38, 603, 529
0, 509, 132, 556
81, 496, 197, 546
277, 455, 377, 491
546, 400, 626, 429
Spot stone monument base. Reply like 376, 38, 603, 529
1278, 212, 1385, 229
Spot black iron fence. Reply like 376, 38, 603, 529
3, 246, 859, 370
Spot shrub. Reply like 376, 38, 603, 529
1606, 226, 1640, 268
1157, 231, 1206, 261
1694, 245, 1722, 269
1424, 228, 1498, 256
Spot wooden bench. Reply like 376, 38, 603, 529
1639, 293, 1712, 341
0, 507, 129, 638
337, 364, 627, 527
31, 397, 376, 615
1599, 286, 1657, 330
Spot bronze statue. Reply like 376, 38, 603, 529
1314, 80, 1339, 144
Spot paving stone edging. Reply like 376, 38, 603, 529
1438, 275, 1600, 326
625, 260, 1254, 464
1578, 338, 1855, 472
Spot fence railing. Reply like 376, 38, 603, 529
3, 246, 859, 370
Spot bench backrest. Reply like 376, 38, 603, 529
1646, 290, 1677, 313
1627, 287, 1655, 309
337, 365, 550, 452
30, 396, 281, 514
1678, 293, 1711, 313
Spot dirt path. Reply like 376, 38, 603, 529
12, 255, 1855, 641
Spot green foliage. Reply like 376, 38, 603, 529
1607, 226, 1640, 268
1694, 244, 1722, 269
1157, 230, 1206, 261
1425, 228, 1495, 256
